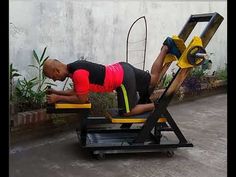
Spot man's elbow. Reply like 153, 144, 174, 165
77, 94, 89, 104
79, 99, 88, 104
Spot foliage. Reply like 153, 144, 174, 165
157, 68, 177, 89
10, 63, 21, 81
158, 74, 173, 89
29, 47, 56, 91
14, 47, 56, 112
182, 62, 211, 94
214, 64, 227, 81
89, 92, 117, 116
9, 63, 21, 101
201, 59, 212, 71
15, 77, 47, 111
182, 76, 202, 94
188, 67, 207, 80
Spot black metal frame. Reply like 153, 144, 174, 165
126, 16, 147, 70
133, 12, 223, 144
47, 12, 223, 157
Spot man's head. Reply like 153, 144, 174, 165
43, 59, 69, 82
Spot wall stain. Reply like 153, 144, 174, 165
9, 22, 23, 38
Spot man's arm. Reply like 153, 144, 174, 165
47, 88, 76, 96
47, 69, 90, 104
46, 93, 88, 104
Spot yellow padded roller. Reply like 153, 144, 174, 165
172, 35, 186, 53
163, 54, 177, 64
54, 103, 92, 109
163, 35, 186, 64
108, 116, 167, 124
106, 109, 167, 124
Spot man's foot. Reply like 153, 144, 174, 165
163, 37, 181, 58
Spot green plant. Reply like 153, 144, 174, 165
188, 67, 206, 80
9, 63, 21, 101
214, 64, 227, 81
181, 63, 212, 94
158, 74, 173, 89
89, 92, 117, 116
15, 47, 56, 112
15, 77, 41, 111
29, 47, 56, 91
181, 67, 202, 95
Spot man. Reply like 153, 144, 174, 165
43, 37, 181, 116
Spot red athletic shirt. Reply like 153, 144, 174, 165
69, 63, 124, 95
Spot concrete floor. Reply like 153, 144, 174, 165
9, 93, 227, 177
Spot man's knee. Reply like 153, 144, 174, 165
150, 74, 159, 87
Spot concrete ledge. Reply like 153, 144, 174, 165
170, 81, 227, 105
11, 109, 49, 128
10, 113, 80, 145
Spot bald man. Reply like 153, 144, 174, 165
43, 37, 181, 116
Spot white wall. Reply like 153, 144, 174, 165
9, 0, 227, 87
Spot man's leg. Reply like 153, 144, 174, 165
150, 37, 182, 88
124, 51, 167, 116
123, 38, 181, 116
124, 103, 154, 116
149, 45, 169, 88
119, 46, 168, 117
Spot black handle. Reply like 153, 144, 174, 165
189, 13, 216, 22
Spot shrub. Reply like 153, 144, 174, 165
89, 92, 117, 116
214, 64, 227, 81
14, 47, 56, 112
182, 61, 212, 93
158, 74, 173, 89
9, 63, 21, 101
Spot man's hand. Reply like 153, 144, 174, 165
46, 88, 56, 95
46, 93, 88, 104
46, 94, 59, 104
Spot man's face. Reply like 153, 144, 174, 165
43, 59, 68, 82
46, 69, 67, 82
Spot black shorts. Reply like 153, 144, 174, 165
116, 62, 151, 115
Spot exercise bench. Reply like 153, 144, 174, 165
46, 12, 224, 159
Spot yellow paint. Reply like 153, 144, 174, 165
55, 103, 92, 109
177, 36, 203, 68
163, 54, 177, 64
109, 116, 167, 124
163, 35, 186, 64
172, 35, 186, 53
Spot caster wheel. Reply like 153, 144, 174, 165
166, 150, 174, 157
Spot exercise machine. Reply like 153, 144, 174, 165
47, 12, 224, 159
